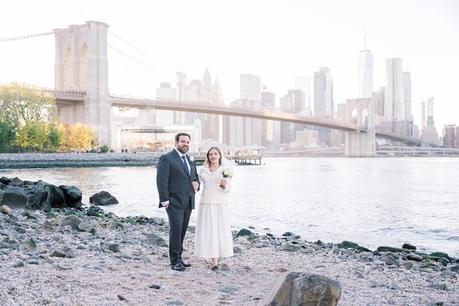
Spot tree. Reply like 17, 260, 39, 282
59, 123, 96, 151
0, 83, 56, 130
0, 120, 15, 152
14, 121, 49, 152
46, 124, 62, 151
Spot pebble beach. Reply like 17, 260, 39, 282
0, 206, 457, 306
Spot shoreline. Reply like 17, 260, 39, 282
0, 206, 457, 305
2, 152, 458, 170
0, 152, 158, 169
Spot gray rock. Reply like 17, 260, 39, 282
150, 217, 164, 226
429, 283, 447, 290
437, 257, 450, 266
108, 243, 120, 253
59, 185, 82, 207
1, 186, 28, 208
12, 260, 24, 268
61, 215, 83, 230
236, 228, 256, 239
282, 243, 301, 252
382, 255, 400, 267
406, 254, 423, 262
25, 238, 37, 250
149, 284, 161, 289
403, 261, 414, 270
165, 301, 183, 306
233, 246, 242, 254
14, 226, 26, 234
377, 246, 408, 253
262, 272, 341, 306
89, 191, 119, 206
388, 282, 400, 290
220, 287, 238, 294
117, 294, 127, 301
450, 264, 459, 272
402, 243, 416, 250
21, 210, 37, 220
143, 232, 167, 247
50, 246, 75, 258
337, 240, 359, 249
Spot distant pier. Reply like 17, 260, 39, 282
191, 149, 262, 166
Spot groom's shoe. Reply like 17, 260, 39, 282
171, 263, 186, 271
180, 260, 191, 267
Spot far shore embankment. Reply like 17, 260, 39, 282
0, 152, 159, 169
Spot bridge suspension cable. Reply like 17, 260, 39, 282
107, 30, 219, 98
109, 30, 178, 77
108, 43, 177, 81
0, 31, 53, 43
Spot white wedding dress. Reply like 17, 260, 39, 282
194, 164, 234, 259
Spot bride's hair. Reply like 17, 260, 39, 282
205, 146, 222, 166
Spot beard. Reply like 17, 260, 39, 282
177, 145, 189, 153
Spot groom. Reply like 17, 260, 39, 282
156, 133, 200, 271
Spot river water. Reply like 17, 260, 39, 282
3, 157, 458, 257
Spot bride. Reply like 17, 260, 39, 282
194, 146, 234, 270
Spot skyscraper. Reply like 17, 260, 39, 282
421, 97, 439, 145
443, 125, 456, 148
261, 89, 279, 146
357, 38, 373, 98
313, 67, 333, 118
385, 58, 404, 121
224, 74, 262, 146
294, 76, 311, 113
403, 71, 412, 121
421, 101, 426, 130
240, 74, 261, 101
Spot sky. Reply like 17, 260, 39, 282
1, 0, 458, 132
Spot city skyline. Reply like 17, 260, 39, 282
0, 0, 458, 132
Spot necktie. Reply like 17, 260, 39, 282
181, 156, 190, 175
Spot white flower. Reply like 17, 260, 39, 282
189, 156, 195, 162
222, 168, 233, 178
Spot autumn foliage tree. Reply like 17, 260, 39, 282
0, 83, 58, 152
59, 123, 96, 151
0, 83, 97, 152
0, 82, 56, 128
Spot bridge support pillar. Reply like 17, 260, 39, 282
345, 131, 375, 157
54, 21, 112, 147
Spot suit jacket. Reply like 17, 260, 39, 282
156, 150, 199, 209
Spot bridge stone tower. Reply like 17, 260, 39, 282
345, 97, 376, 157
54, 21, 112, 146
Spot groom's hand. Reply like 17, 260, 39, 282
192, 181, 199, 192
161, 200, 170, 209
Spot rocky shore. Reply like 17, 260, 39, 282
0, 153, 159, 169
0, 204, 457, 306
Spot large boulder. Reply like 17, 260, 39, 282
59, 185, 82, 208
1, 186, 29, 208
262, 272, 341, 306
25, 181, 66, 211
0, 178, 72, 211
89, 191, 119, 206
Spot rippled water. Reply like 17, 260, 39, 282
3, 157, 459, 257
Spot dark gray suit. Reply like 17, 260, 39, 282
156, 149, 199, 265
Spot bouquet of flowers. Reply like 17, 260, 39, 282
220, 168, 233, 189
222, 168, 233, 178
